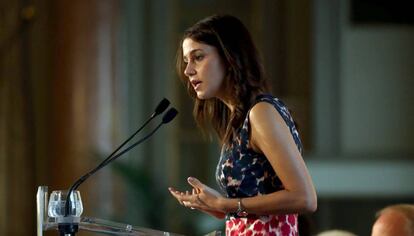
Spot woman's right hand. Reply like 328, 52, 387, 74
168, 177, 227, 219
168, 187, 225, 219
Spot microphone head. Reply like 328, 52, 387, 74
154, 98, 170, 116
162, 108, 178, 124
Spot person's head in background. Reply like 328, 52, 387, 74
371, 204, 414, 236
176, 14, 269, 145
316, 229, 357, 236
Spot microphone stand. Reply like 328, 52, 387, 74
57, 99, 176, 236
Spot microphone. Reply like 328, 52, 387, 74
153, 98, 170, 117
96, 98, 170, 168
98, 108, 178, 167
60, 99, 177, 235
162, 108, 179, 124
107, 98, 170, 160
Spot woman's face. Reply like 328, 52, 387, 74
182, 38, 227, 100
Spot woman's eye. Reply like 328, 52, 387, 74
195, 55, 204, 61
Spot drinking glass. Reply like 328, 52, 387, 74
48, 190, 83, 218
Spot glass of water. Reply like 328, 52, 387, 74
48, 190, 83, 218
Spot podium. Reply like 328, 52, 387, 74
37, 186, 221, 236
34, 102, 223, 235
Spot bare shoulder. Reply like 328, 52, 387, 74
249, 101, 285, 128
248, 101, 290, 152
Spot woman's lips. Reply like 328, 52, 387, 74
191, 80, 202, 90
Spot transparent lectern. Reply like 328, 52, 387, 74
37, 186, 222, 236
36, 186, 181, 235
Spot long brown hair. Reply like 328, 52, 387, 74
176, 14, 270, 145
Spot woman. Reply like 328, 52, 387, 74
168, 14, 317, 236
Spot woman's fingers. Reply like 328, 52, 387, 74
168, 188, 183, 205
169, 187, 193, 204
169, 187, 210, 211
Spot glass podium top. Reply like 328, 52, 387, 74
37, 186, 221, 236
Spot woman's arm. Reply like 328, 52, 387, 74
219, 102, 317, 215
168, 102, 317, 216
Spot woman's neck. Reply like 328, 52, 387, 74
216, 92, 236, 112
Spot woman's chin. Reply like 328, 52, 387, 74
196, 92, 210, 100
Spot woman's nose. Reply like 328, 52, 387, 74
184, 62, 196, 77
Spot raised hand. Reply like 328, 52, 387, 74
168, 177, 226, 219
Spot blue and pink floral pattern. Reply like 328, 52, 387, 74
216, 94, 303, 236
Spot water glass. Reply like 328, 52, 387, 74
48, 190, 83, 218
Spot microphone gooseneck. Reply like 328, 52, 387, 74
63, 98, 176, 218
106, 108, 179, 163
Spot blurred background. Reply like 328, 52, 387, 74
1, 0, 413, 235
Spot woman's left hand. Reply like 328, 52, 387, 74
168, 177, 225, 214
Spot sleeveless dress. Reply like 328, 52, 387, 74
216, 94, 303, 236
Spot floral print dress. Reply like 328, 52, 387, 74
216, 94, 303, 236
